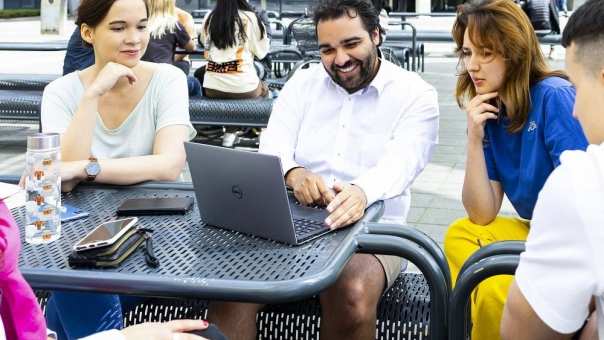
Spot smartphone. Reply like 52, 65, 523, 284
116, 197, 194, 216
60, 204, 90, 223
73, 217, 138, 252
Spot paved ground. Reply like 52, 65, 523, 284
0, 17, 566, 249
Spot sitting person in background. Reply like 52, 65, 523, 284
142, 0, 201, 96
63, 25, 94, 75
444, 0, 588, 339
501, 1, 604, 339
173, 6, 197, 75
197, 0, 270, 99
0, 195, 209, 340
41, 0, 195, 337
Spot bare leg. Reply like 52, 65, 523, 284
207, 301, 263, 340
319, 254, 386, 340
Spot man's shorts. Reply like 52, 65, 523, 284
375, 254, 405, 290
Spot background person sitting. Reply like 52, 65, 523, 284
40, 0, 196, 337
63, 26, 94, 76
142, 0, 201, 96
196, 0, 270, 99
173, 6, 197, 76
443, 0, 588, 339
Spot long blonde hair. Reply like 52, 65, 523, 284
147, 0, 179, 39
453, 0, 566, 133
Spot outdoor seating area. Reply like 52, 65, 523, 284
1, 0, 600, 339
2, 175, 519, 339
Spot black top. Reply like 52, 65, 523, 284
142, 22, 190, 65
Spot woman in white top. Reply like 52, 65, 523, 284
40, 0, 197, 337
41, 0, 196, 192
198, 0, 270, 99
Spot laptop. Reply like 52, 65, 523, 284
185, 142, 335, 245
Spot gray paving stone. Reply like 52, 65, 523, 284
418, 207, 467, 226
406, 207, 426, 224
410, 222, 449, 244
430, 196, 464, 211
409, 191, 435, 208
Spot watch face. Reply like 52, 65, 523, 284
85, 161, 101, 176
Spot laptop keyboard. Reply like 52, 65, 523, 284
293, 217, 329, 242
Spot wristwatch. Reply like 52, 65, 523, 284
84, 157, 101, 182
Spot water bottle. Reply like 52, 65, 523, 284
24, 133, 61, 244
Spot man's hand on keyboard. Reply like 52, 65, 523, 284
286, 167, 335, 206
325, 182, 367, 229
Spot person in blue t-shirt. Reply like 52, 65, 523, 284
443, 0, 588, 339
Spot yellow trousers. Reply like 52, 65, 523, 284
444, 216, 529, 340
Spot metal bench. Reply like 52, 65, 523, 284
188, 97, 273, 128
449, 241, 525, 340
0, 90, 272, 129
0, 74, 59, 91
0, 90, 42, 126
271, 29, 561, 45
122, 272, 431, 340
37, 273, 431, 340
0, 41, 68, 51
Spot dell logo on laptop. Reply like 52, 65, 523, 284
231, 185, 243, 199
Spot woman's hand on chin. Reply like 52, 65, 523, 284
86, 62, 138, 98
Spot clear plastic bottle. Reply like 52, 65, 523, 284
24, 133, 61, 244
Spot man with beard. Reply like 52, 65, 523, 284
206, 0, 439, 339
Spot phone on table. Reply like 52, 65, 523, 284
116, 197, 194, 216
73, 217, 138, 252
60, 204, 90, 223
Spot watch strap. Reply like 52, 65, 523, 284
86, 157, 98, 182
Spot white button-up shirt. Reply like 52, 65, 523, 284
259, 59, 439, 223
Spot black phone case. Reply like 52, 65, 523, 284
116, 197, 194, 216
68, 229, 144, 268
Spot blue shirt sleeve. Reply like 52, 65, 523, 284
543, 86, 588, 167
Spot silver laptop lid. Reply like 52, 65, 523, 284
185, 142, 298, 244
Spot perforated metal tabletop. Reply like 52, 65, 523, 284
13, 183, 382, 303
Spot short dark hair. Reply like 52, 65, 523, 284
312, 0, 383, 43
561, 0, 604, 75
76, 0, 149, 29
